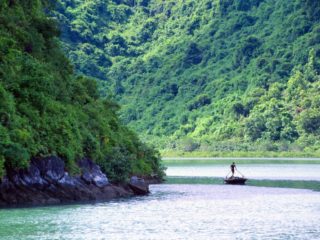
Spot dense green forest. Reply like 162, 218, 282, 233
0, 0, 164, 180
54, 0, 320, 153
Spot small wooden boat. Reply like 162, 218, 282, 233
128, 176, 150, 195
224, 176, 247, 185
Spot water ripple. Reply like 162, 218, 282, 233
0, 184, 319, 240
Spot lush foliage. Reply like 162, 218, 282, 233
55, 0, 320, 153
0, 0, 164, 181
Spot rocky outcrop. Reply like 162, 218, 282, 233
128, 176, 150, 195
0, 157, 133, 207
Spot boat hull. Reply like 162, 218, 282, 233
224, 177, 247, 185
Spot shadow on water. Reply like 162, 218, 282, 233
165, 176, 320, 192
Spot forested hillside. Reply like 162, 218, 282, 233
0, 0, 164, 180
55, 0, 320, 152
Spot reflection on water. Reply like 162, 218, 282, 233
0, 184, 319, 239
166, 164, 320, 181
0, 162, 319, 239
166, 176, 320, 191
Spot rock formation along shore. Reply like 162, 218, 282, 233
0, 157, 136, 207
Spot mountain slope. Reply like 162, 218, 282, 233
55, 0, 320, 152
0, 0, 164, 180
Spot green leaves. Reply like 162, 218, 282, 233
3, 143, 30, 170
184, 42, 203, 67
298, 109, 320, 134
0, 0, 164, 181
187, 94, 211, 111
243, 54, 320, 144
52, 0, 320, 153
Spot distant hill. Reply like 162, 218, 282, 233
55, 0, 320, 152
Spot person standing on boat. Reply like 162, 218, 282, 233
230, 162, 237, 177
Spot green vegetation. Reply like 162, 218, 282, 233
0, 0, 164, 181
163, 158, 320, 166
166, 177, 320, 191
54, 0, 320, 154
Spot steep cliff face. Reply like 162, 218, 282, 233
0, 0, 164, 182
55, 0, 320, 151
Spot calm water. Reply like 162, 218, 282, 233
166, 163, 320, 180
0, 160, 320, 239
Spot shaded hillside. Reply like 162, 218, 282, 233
55, 0, 320, 152
0, 0, 164, 181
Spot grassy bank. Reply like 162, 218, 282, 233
163, 159, 320, 166
165, 176, 320, 192
161, 150, 320, 158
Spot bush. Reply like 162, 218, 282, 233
100, 147, 133, 183
177, 138, 200, 152
234, 36, 261, 67
184, 42, 203, 66
232, 101, 248, 116
245, 115, 266, 140
188, 94, 211, 111
298, 109, 320, 134
3, 143, 30, 170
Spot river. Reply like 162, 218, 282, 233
0, 158, 319, 239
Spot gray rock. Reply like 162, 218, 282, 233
0, 156, 127, 207
130, 176, 146, 187
93, 175, 109, 188
78, 158, 109, 188
34, 157, 65, 183
58, 173, 76, 187
129, 176, 149, 195
19, 165, 48, 188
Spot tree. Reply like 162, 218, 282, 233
184, 42, 203, 66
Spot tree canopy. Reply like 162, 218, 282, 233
55, 0, 320, 152
0, 0, 164, 180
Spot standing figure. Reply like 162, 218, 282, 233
230, 162, 236, 177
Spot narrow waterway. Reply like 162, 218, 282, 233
167, 163, 320, 180
0, 159, 319, 239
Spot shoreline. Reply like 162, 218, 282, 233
160, 150, 320, 158
0, 157, 161, 208
0, 184, 133, 209
162, 157, 320, 161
